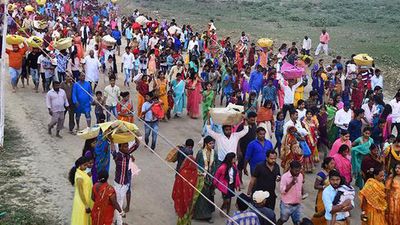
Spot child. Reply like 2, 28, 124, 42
262, 78, 277, 109
117, 91, 134, 123
257, 100, 274, 139
213, 152, 240, 215
92, 91, 105, 123
331, 179, 355, 225
139, 53, 148, 75
105, 55, 115, 82
383, 134, 396, 154
274, 111, 285, 155
296, 99, 306, 121
372, 119, 385, 150
166, 89, 174, 120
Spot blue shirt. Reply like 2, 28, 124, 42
348, 119, 362, 142
245, 139, 273, 173
223, 74, 235, 95
226, 210, 260, 225
249, 70, 263, 93
201, 71, 209, 82
262, 85, 277, 103
322, 185, 354, 221
111, 30, 122, 41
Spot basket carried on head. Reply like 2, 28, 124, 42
102, 35, 116, 47
281, 62, 305, 80
100, 120, 141, 144
353, 54, 373, 67
53, 37, 73, 50
6, 35, 24, 45
27, 36, 43, 48
257, 38, 273, 48
210, 103, 244, 125
33, 20, 48, 30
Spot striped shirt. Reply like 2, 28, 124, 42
226, 210, 260, 225
112, 143, 139, 185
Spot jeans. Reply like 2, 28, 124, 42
57, 71, 66, 83
45, 77, 54, 92
144, 121, 159, 150
64, 106, 75, 132
9, 67, 21, 87
30, 68, 39, 87
106, 105, 118, 121
124, 68, 132, 84
40, 73, 46, 91
279, 201, 302, 224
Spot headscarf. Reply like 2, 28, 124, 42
171, 156, 198, 218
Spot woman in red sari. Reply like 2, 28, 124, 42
91, 171, 123, 225
302, 110, 320, 172
117, 91, 134, 123
186, 72, 202, 119
351, 73, 365, 109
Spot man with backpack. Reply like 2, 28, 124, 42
141, 91, 162, 150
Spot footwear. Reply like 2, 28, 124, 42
56, 134, 63, 139
207, 218, 214, 223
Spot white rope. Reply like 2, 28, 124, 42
8, 14, 276, 225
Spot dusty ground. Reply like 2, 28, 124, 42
3, 45, 362, 225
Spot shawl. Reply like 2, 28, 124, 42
172, 156, 198, 218
333, 153, 352, 184
359, 178, 387, 211
329, 138, 352, 157
352, 137, 374, 188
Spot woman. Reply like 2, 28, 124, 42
351, 73, 365, 109
380, 104, 393, 141
352, 127, 374, 188
117, 91, 134, 123
186, 72, 202, 119
156, 71, 169, 117
91, 171, 123, 225
326, 98, 339, 146
136, 75, 150, 118
193, 136, 218, 223
329, 130, 351, 157
81, 138, 97, 183
281, 126, 303, 172
359, 167, 387, 225
201, 82, 215, 124
171, 73, 187, 118
384, 138, 400, 175
172, 156, 199, 225
316, 105, 328, 157
333, 144, 352, 184
257, 100, 274, 139
244, 91, 258, 114
147, 49, 157, 76
302, 110, 320, 169
386, 163, 400, 225
311, 157, 335, 225
213, 152, 240, 215
69, 156, 94, 225
361, 144, 384, 183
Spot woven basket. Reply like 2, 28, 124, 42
6, 35, 24, 45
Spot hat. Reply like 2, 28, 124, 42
252, 191, 270, 203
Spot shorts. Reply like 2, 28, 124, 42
279, 201, 302, 224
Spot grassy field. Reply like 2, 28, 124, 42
121, 0, 400, 91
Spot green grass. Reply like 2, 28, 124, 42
121, 0, 400, 92
0, 120, 56, 225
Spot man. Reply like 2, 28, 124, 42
302, 36, 311, 55
168, 60, 184, 81
322, 170, 354, 224
56, 49, 69, 82
226, 193, 260, 225
26, 47, 41, 92
371, 69, 383, 90
80, 21, 90, 49
46, 81, 69, 138
347, 108, 365, 142
60, 75, 75, 134
82, 50, 100, 91
110, 141, 139, 225
206, 116, 249, 162
315, 29, 330, 56
104, 76, 121, 121
361, 98, 378, 125
187, 35, 198, 52
283, 110, 304, 136
121, 46, 135, 86
148, 32, 159, 50
237, 112, 258, 182
247, 151, 280, 210
252, 191, 276, 225
390, 92, 400, 137
277, 161, 304, 225
141, 92, 159, 150
334, 104, 352, 133
72, 73, 93, 130
249, 65, 264, 96
6, 43, 28, 92
279, 77, 303, 119
244, 127, 273, 176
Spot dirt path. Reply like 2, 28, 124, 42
3, 49, 360, 225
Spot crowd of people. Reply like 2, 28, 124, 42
4, 0, 400, 225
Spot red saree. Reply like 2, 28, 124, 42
91, 183, 116, 225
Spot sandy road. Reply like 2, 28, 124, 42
3, 49, 361, 225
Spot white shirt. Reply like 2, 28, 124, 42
83, 56, 100, 82
371, 74, 383, 89
188, 40, 199, 51
148, 37, 159, 49
334, 109, 353, 130
122, 52, 135, 69
104, 85, 121, 107
283, 119, 305, 136
302, 38, 312, 50
297, 109, 306, 121
361, 103, 378, 125
46, 89, 69, 112
390, 99, 400, 123
206, 125, 249, 161
280, 78, 303, 105
80, 25, 90, 39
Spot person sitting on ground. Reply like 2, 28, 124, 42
226, 193, 260, 225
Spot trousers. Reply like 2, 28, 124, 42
113, 181, 129, 225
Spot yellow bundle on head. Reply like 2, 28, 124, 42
27, 36, 44, 48
53, 37, 73, 50
353, 54, 374, 66
257, 38, 273, 48
100, 120, 140, 144
6, 35, 24, 45
36, 0, 47, 5
25, 5, 35, 12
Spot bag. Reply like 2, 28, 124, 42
151, 102, 165, 119
166, 147, 178, 162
